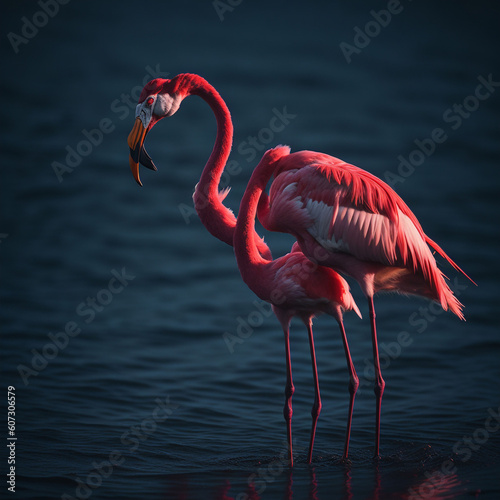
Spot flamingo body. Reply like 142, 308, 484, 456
256, 149, 474, 456
234, 146, 361, 464
259, 150, 467, 318
235, 147, 361, 323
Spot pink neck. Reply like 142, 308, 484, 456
190, 82, 235, 246
234, 154, 277, 298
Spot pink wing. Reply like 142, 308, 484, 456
262, 150, 472, 285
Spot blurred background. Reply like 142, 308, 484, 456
1, 1, 499, 498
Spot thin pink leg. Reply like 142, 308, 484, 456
338, 319, 358, 460
283, 326, 295, 467
368, 296, 385, 458
306, 320, 322, 464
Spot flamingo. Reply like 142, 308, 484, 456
234, 145, 362, 465
126, 73, 273, 256
127, 73, 361, 462
256, 152, 475, 457
126, 73, 474, 458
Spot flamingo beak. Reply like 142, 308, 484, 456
127, 118, 158, 186
128, 118, 147, 186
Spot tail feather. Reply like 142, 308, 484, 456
399, 217, 470, 321
420, 255, 466, 321
437, 269, 465, 321
425, 235, 477, 286
344, 281, 362, 319
351, 298, 362, 319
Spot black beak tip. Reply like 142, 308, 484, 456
129, 147, 140, 164
143, 161, 158, 172
140, 146, 158, 172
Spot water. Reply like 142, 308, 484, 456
1, 1, 500, 499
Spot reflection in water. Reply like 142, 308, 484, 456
245, 479, 260, 500
160, 454, 467, 499
308, 467, 318, 500
372, 460, 381, 500
215, 479, 232, 500
286, 468, 293, 500
342, 462, 353, 500
161, 459, 387, 500
406, 471, 463, 500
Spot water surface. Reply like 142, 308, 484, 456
1, 1, 499, 499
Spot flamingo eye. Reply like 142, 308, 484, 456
146, 97, 154, 106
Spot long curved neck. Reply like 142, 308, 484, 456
191, 82, 235, 246
234, 153, 280, 297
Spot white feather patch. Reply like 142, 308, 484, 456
282, 182, 298, 194
305, 200, 351, 252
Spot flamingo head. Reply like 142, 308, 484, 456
127, 76, 188, 186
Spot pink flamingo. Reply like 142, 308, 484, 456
234, 145, 362, 465
256, 151, 475, 457
127, 74, 361, 462
126, 73, 273, 256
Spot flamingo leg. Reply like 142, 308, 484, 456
306, 320, 322, 464
338, 319, 358, 460
368, 296, 385, 458
283, 326, 295, 467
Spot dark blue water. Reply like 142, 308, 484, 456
1, 1, 500, 499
